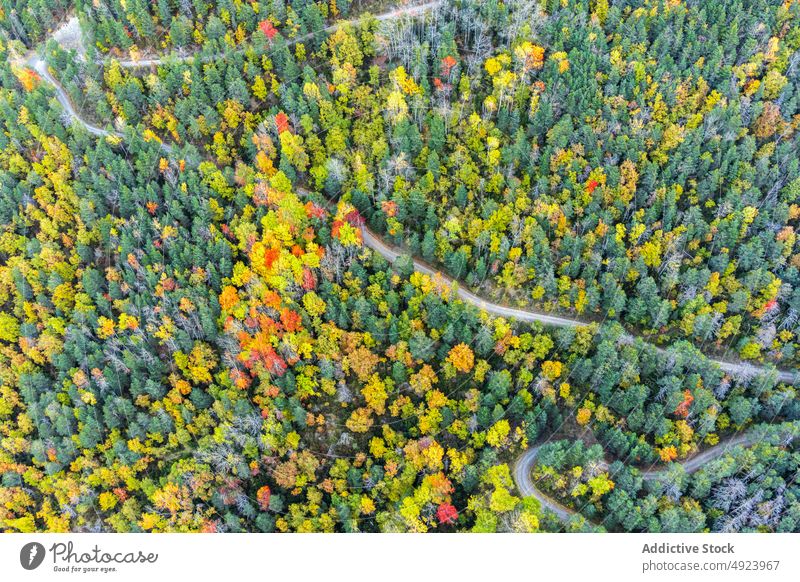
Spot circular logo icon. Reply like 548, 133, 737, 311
20, 542, 46, 570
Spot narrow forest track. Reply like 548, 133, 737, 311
359, 225, 798, 384
513, 431, 762, 525
16, 0, 799, 524
27, 55, 112, 138
109, 0, 445, 68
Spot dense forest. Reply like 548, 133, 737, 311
1, 0, 799, 533
0, 0, 71, 46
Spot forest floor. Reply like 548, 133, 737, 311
51, 15, 85, 59
548, 413, 598, 447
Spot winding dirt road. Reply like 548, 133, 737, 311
513, 432, 761, 523
360, 225, 798, 384
110, 1, 444, 68
27, 55, 113, 138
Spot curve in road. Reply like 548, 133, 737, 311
513, 431, 762, 524
27, 55, 115, 138
513, 446, 577, 522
